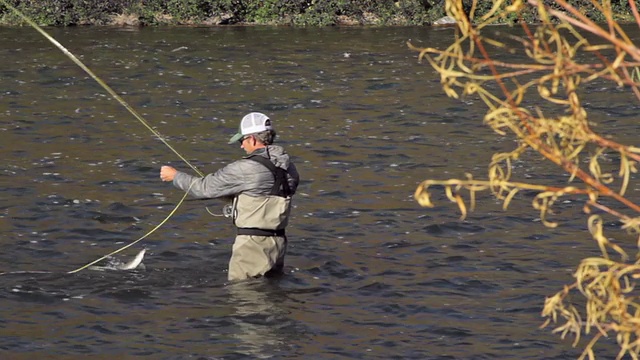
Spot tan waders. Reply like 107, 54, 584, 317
229, 154, 292, 282
228, 235, 287, 281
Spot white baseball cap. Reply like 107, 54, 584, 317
228, 112, 274, 144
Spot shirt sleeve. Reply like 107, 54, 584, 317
172, 161, 248, 199
286, 162, 300, 195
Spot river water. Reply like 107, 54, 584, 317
0, 25, 638, 359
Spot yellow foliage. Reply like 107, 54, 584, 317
412, 0, 640, 358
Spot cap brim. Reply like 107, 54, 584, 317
228, 132, 243, 144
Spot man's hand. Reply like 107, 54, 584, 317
160, 166, 177, 182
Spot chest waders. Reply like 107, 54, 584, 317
232, 155, 292, 237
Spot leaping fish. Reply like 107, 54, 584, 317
88, 249, 147, 271
0, 249, 148, 276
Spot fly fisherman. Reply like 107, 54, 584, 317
160, 112, 300, 281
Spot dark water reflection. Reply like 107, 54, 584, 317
0, 26, 637, 359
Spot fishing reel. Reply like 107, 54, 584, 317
222, 203, 234, 218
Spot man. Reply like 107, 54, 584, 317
160, 112, 299, 281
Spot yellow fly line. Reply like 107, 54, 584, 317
67, 182, 195, 274
0, 0, 203, 177
1, 0, 205, 273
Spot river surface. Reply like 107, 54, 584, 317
0, 25, 638, 359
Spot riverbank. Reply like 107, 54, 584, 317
0, 0, 635, 27
2, 0, 437, 26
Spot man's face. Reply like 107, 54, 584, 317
239, 135, 256, 154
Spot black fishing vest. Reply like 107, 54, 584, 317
234, 155, 292, 237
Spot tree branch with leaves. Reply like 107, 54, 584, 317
410, 0, 639, 358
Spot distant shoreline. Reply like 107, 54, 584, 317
0, 1, 634, 27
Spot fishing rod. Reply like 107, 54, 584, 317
1, 1, 207, 272
0, 0, 204, 177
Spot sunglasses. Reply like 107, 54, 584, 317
238, 135, 251, 144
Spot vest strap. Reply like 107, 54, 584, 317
247, 155, 292, 197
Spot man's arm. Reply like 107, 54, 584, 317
286, 162, 300, 195
160, 162, 249, 199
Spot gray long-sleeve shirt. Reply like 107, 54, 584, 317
172, 145, 299, 199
